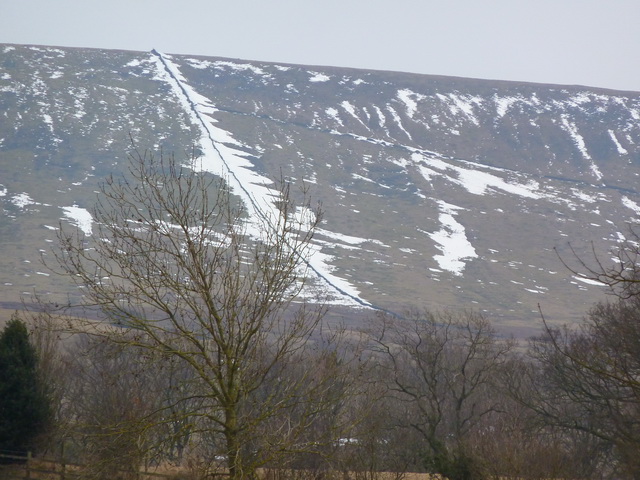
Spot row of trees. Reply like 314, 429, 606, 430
4, 145, 640, 479
13, 296, 640, 480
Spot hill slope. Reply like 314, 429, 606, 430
2, 44, 640, 332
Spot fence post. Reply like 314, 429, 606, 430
25, 451, 31, 479
61, 441, 66, 480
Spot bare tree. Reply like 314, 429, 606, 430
516, 298, 640, 479
478, 354, 604, 480
368, 310, 514, 480
333, 380, 424, 478
24, 310, 70, 456
61, 335, 162, 478
47, 145, 351, 480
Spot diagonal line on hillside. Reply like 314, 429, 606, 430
150, 50, 386, 311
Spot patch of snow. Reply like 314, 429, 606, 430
48, 48, 66, 56
213, 60, 267, 76
608, 130, 628, 155
425, 200, 477, 276
397, 89, 425, 118
416, 164, 438, 184
298, 246, 365, 306
571, 188, 598, 203
316, 228, 387, 247
622, 196, 640, 215
42, 113, 53, 129
11, 193, 36, 208
573, 275, 606, 287
412, 153, 542, 199
326, 107, 343, 126
567, 92, 609, 107
613, 231, 626, 242
437, 92, 482, 125
590, 162, 603, 182
304, 170, 317, 184
494, 95, 520, 117
185, 58, 268, 77
309, 71, 330, 83
62, 205, 93, 236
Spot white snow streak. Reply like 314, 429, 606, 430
386, 105, 412, 140
426, 201, 477, 276
608, 130, 628, 155
150, 52, 275, 223
573, 275, 606, 287
560, 115, 604, 183
622, 196, 640, 215
341, 101, 368, 129
412, 153, 542, 199
372, 105, 388, 131
151, 52, 368, 307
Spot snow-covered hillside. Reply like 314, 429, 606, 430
2, 44, 640, 331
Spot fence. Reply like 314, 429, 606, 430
0, 455, 428, 480
0, 451, 202, 480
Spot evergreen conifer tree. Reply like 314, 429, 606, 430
0, 314, 51, 456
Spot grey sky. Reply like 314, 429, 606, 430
1, 0, 639, 92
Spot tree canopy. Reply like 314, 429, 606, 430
0, 314, 51, 455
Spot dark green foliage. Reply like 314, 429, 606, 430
0, 314, 51, 455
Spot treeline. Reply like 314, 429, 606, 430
6, 294, 640, 480
2, 145, 639, 480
